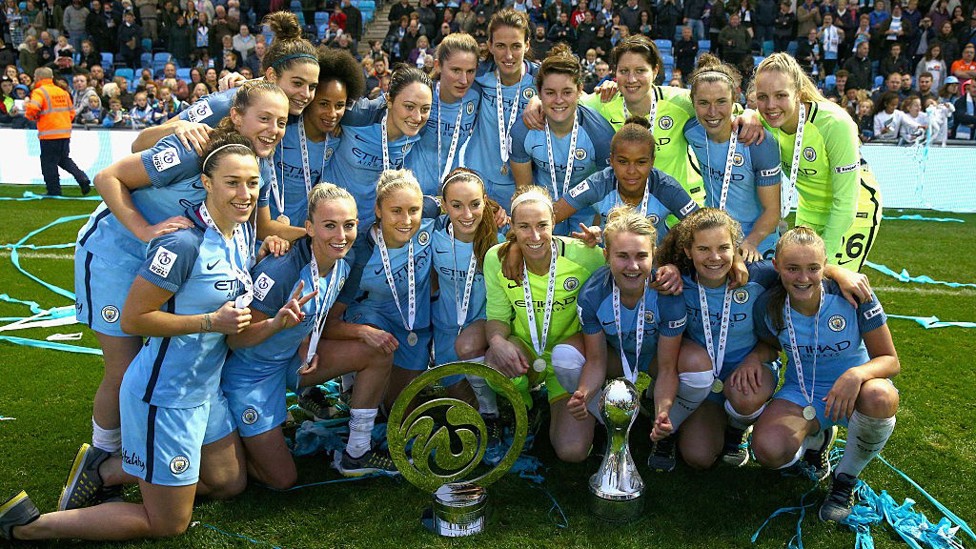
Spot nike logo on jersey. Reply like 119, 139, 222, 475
602, 320, 616, 326
206, 260, 220, 270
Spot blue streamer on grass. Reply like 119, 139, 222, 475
887, 314, 976, 329
0, 191, 102, 202
842, 483, 967, 549
0, 293, 46, 315
751, 466, 820, 549
865, 261, 976, 289
0, 243, 75, 250
9, 214, 88, 301
0, 335, 102, 355
882, 214, 964, 223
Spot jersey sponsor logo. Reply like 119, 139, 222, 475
732, 153, 744, 167
241, 408, 259, 425
828, 314, 846, 332
148, 246, 177, 278
466, 101, 475, 115
864, 304, 883, 320
835, 162, 859, 174
733, 289, 749, 304
574, 148, 587, 161
668, 317, 686, 329
679, 201, 696, 216
151, 147, 181, 172
803, 147, 817, 162
169, 455, 190, 475
253, 273, 275, 301
563, 277, 580, 291
185, 100, 213, 122
101, 305, 120, 323
658, 115, 674, 130
417, 230, 431, 246
568, 181, 589, 198
759, 166, 782, 177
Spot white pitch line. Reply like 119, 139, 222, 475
874, 285, 976, 296
0, 250, 73, 260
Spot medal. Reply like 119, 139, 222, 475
494, 68, 522, 173
267, 155, 286, 225
543, 113, 580, 202
612, 279, 647, 383
374, 225, 417, 342
522, 240, 558, 375
785, 282, 824, 423
802, 405, 817, 421
303, 246, 342, 371
277, 214, 290, 225
697, 278, 733, 395
782, 102, 806, 220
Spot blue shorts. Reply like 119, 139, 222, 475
345, 306, 432, 371
222, 354, 299, 438
774, 378, 896, 429
119, 386, 235, 486
74, 248, 141, 337
705, 359, 781, 405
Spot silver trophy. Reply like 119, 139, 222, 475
588, 378, 645, 522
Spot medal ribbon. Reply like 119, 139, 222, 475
305, 250, 342, 364
437, 83, 466, 185
374, 226, 415, 332
783, 102, 806, 219
495, 68, 523, 165
612, 281, 647, 383
543, 113, 580, 202
449, 224, 478, 331
785, 282, 824, 413
522, 239, 558, 359
697, 280, 733, 382
199, 201, 254, 308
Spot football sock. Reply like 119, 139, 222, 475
835, 411, 895, 478
346, 408, 378, 459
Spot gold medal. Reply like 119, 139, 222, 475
711, 378, 724, 394
277, 214, 290, 225
500, 164, 509, 176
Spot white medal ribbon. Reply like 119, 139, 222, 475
267, 155, 285, 221
437, 83, 465, 185
697, 280, 733, 385
704, 125, 738, 211
304, 249, 342, 365
495, 68, 523, 165
622, 89, 657, 130
298, 114, 330, 196
199, 201, 254, 308
783, 102, 806, 219
380, 112, 393, 171
612, 281, 646, 383
522, 239, 558, 365
374, 225, 415, 333
449, 224, 478, 332
543, 113, 580, 202
785, 282, 824, 418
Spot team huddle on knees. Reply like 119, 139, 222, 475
0, 7, 899, 543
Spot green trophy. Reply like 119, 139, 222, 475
387, 362, 528, 537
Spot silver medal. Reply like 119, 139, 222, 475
532, 358, 547, 372
407, 331, 418, 347
802, 405, 816, 421
276, 214, 290, 225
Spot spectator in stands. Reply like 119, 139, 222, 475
546, 0, 569, 30
71, 72, 97, 111
868, 0, 889, 38
879, 3, 913, 56
7, 83, 34, 128
926, 0, 949, 34
0, 74, 14, 124
321, 19, 344, 47
408, 34, 431, 67
155, 62, 188, 99
87, 1, 112, 55
910, 15, 933, 65
638, 10, 653, 37
796, 0, 821, 39
657, 0, 681, 41
530, 23, 551, 60
952, 78, 976, 138
719, 12, 752, 66
232, 23, 254, 60
3, 66, 17, 82
209, 5, 234, 59
128, 89, 158, 127
75, 92, 103, 124
388, 0, 415, 30
0, 39, 15, 71
952, 43, 976, 80
916, 71, 938, 102
958, 11, 976, 49
18, 35, 39, 78
874, 90, 919, 141
18, 72, 33, 87
684, 0, 706, 40
591, 23, 611, 58
879, 42, 911, 77
217, 34, 241, 72
330, 4, 346, 34
342, 0, 363, 42
155, 84, 185, 118
54, 34, 74, 63
100, 95, 128, 126
63, 0, 89, 52
365, 56, 389, 99
903, 0, 922, 32
76, 39, 99, 71
706, 0, 728, 49
35, 30, 56, 68
826, 68, 849, 99
527, 0, 545, 30
188, 80, 208, 102
855, 97, 874, 140
113, 75, 134, 107
548, 11, 576, 46
915, 42, 946, 89
835, 0, 857, 59
933, 20, 959, 64
88, 63, 105, 92
872, 71, 903, 103
204, 66, 218, 91
939, 75, 960, 102
819, 13, 843, 75
575, 11, 598, 55
194, 11, 210, 62
135, 0, 157, 43
117, 9, 142, 69
570, 2, 587, 28
456, 1, 475, 34
843, 39, 873, 90
675, 25, 699, 78
796, 27, 821, 75
949, 6, 966, 34
899, 94, 927, 142
619, 0, 641, 34
773, 2, 796, 54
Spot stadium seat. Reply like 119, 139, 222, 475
662, 54, 674, 68
115, 67, 134, 83
176, 67, 191, 80
357, 0, 375, 9
698, 39, 711, 52
787, 41, 798, 56
152, 59, 169, 77
141, 38, 153, 52
153, 52, 172, 63
762, 40, 774, 55
824, 74, 836, 89
140, 52, 153, 69
874, 75, 884, 88
654, 39, 672, 55
101, 52, 114, 67
315, 11, 329, 26
754, 55, 764, 67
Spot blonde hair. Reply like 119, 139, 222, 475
307, 182, 356, 222
499, 186, 554, 263
766, 226, 826, 330
603, 206, 657, 252
755, 52, 828, 104
375, 169, 422, 206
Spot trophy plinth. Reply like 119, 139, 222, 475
588, 378, 645, 522
387, 362, 527, 537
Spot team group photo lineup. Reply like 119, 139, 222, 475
3, 0, 974, 542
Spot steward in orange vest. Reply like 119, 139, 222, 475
24, 67, 91, 196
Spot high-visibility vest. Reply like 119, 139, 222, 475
25, 79, 75, 140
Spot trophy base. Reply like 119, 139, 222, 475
429, 483, 487, 537
588, 490, 644, 523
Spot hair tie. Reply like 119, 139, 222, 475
439, 171, 482, 195
271, 52, 318, 70
510, 189, 553, 214
202, 143, 252, 173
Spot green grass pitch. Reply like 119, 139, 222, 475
0, 184, 974, 548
